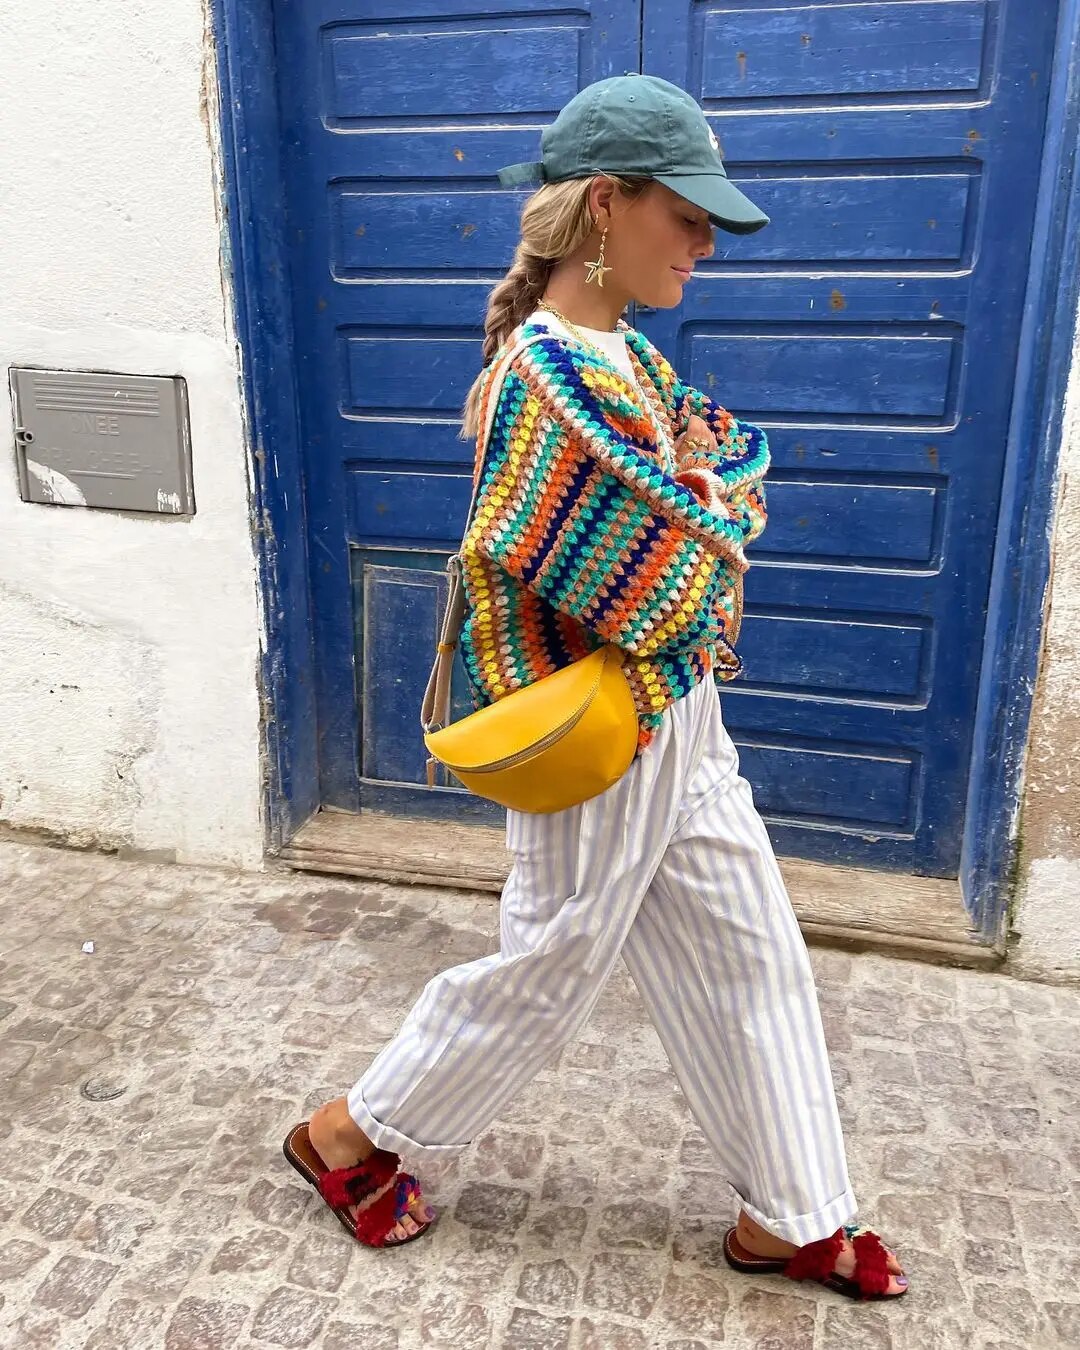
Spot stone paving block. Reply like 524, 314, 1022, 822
1014, 1195, 1080, 1244
74, 1200, 157, 1258
877, 1197, 949, 1261
5, 1305, 68, 1349
525, 1205, 588, 1251
33, 1252, 118, 1318
434, 1228, 519, 1297
962, 1237, 1026, 1279
821, 1303, 894, 1348
972, 1282, 1046, 1342
656, 1269, 730, 1342
322, 1322, 399, 1350
58, 1145, 121, 1188
471, 1127, 547, 1183
517, 1256, 580, 1306
599, 1199, 671, 1250
957, 1192, 1016, 1239
0, 1236, 49, 1278
1044, 1301, 1080, 1346
1003, 1147, 1070, 1193
578, 1319, 650, 1350
454, 1181, 531, 1235
864, 1090, 928, 1135
286, 1228, 353, 1293
675, 1170, 733, 1217
3, 1013, 63, 1042
246, 1178, 312, 1229
730, 1286, 817, 1350
211, 1226, 290, 1275
84, 1296, 166, 1350
420, 1290, 493, 1347
250, 1285, 336, 1347
0, 1040, 35, 1078
165, 1296, 250, 1350
670, 1218, 728, 1269
191, 1066, 251, 1107
583, 1252, 665, 1319
904, 1252, 967, 1317
20, 1186, 91, 1240
502, 1306, 573, 1350
120, 1243, 206, 1302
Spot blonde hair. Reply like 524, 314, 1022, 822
460, 174, 649, 440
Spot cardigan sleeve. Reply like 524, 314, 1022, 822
669, 380, 769, 549
465, 343, 750, 658
622, 327, 769, 547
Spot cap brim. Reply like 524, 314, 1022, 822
654, 173, 769, 235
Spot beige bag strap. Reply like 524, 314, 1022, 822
421, 329, 548, 739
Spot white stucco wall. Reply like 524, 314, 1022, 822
1011, 331, 1080, 983
0, 3, 263, 866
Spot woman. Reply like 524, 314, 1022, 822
285, 74, 909, 1301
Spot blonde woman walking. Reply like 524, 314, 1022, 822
285, 74, 909, 1302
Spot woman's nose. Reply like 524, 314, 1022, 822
694, 228, 715, 260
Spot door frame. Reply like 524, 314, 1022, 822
211, 0, 1080, 940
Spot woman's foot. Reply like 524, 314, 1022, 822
735, 1210, 908, 1296
308, 1098, 434, 1244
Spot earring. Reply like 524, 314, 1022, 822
584, 225, 612, 287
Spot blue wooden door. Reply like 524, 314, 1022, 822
639, 0, 1059, 873
275, 0, 1059, 874
273, 0, 641, 822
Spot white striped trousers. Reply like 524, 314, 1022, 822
349, 674, 857, 1245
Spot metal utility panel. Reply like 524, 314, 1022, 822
10, 368, 194, 515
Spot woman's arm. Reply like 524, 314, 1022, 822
625, 328, 769, 543
465, 343, 750, 657
672, 397, 770, 549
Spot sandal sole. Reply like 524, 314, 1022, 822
282, 1121, 433, 1249
722, 1227, 907, 1301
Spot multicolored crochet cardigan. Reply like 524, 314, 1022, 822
461, 318, 769, 754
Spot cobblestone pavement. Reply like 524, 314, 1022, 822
0, 839, 1078, 1350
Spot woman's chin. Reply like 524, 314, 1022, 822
637, 282, 686, 311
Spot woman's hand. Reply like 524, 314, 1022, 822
674, 413, 717, 465
673, 414, 723, 511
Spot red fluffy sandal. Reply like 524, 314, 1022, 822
282, 1121, 434, 1248
723, 1223, 905, 1300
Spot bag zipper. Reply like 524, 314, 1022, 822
437, 654, 609, 775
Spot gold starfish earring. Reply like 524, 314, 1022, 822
584, 225, 612, 287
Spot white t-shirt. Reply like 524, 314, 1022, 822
527, 309, 636, 384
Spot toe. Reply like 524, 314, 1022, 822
886, 1272, 909, 1296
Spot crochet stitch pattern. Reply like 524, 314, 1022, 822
461, 320, 769, 755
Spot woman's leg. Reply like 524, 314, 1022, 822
620, 683, 904, 1287
324, 677, 710, 1180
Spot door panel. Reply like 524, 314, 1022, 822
274, 0, 1059, 876
273, 0, 641, 813
641, 0, 1058, 870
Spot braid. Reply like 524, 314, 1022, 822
480, 245, 553, 368
458, 246, 551, 441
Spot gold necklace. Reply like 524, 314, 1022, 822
537, 299, 616, 352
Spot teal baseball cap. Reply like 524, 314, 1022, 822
498, 74, 768, 235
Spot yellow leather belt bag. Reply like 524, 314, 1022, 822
421, 331, 638, 814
